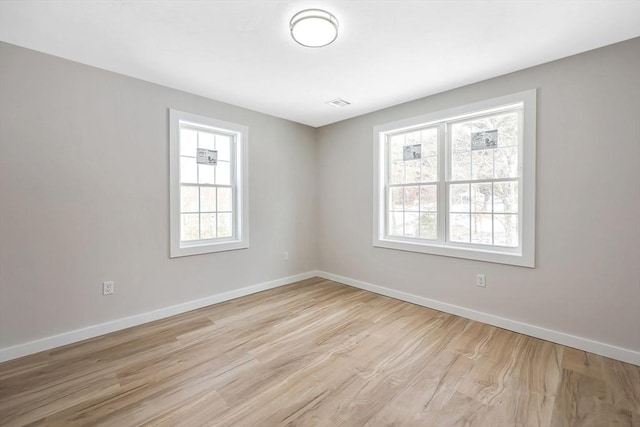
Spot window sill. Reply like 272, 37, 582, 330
170, 239, 249, 258
373, 237, 534, 268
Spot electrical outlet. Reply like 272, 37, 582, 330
284, 251, 289, 261
103, 281, 114, 296
476, 274, 486, 288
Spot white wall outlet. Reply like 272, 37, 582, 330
103, 281, 114, 296
284, 251, 289, 261
476, 274, 486, 288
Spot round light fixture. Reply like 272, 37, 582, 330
290, 9, 339, 48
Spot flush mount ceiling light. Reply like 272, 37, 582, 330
290, 9, 339, 48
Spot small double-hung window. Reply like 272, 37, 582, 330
169, 110, 248, 257
373, 90, 536, 267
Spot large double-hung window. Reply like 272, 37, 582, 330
373, 90, 536, 267
169, 110, 248, 257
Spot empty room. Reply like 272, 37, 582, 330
0, 1, 639, 426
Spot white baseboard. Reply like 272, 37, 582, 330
316, 271, 640, 366
3, 270, 638, 366
0, 271, 320, 363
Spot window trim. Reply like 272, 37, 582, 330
373, 89, 536, 267
169, 109, 249, 258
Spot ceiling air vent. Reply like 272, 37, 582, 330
326, 98, 351, 108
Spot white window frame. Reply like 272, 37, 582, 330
373, 90, 536, 267
169, 109, 249, 257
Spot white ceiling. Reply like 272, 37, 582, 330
1, 1, 639, 128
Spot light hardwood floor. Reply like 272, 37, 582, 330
0, 278, 638, 426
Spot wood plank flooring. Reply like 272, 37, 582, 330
0, 278, 638, 426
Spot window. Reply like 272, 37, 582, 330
373, 90, 536, 267
170, 110, 248, 257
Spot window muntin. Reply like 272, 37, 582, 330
373, 90, 536, 267
170, 110, 248, 257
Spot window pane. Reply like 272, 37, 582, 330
420, 185, 437, 212
180, 214, 199, 241
471, 183, 492, 213
217, 212, 233, 238
421, 128, 437, 156
455, 112, 519, 149
471, 214, 492, 244
495, 112, 519, 148
494, 214, 518, 247
450, 213, 470, 243
390, 160, 404, 185
389, 134, 405, 161
493, 182, 518, 213
200, 187, 216, 212
420, 213, 437, 239
217, 187, 232, 212
200, 213, 216, 239
390, 187, 404, 210
198, 164, 215, 184
451, 122, 471, 152
389, 212, 403, 236
471, 149, 493, 180
405, 159, 420, 184
198, 131, 215, 150
451, 152, 471, 181
216, 135, 231, 161
404, 186, 419, 212
420, 156, 437, 182
450, 184, 470, 212
404, 212, 419, 237
180, 128, 197, 157
406, 131, 420, 146
180, 156, 197, 184
451, 111, 519, 177
180, 186, 199, 213
216, 161, 231, 186
494, 147, 518, 178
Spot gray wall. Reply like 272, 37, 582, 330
317, 38, 640, 352
0, 42, 318, 348
2, 39, 639, 355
